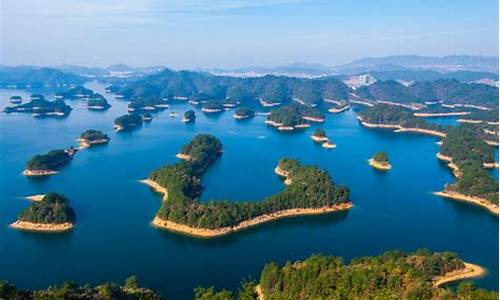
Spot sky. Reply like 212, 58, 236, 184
1, 0, 498, 69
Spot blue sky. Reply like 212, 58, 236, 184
1, 0, 498, 69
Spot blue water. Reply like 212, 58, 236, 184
0, 82, 498, 299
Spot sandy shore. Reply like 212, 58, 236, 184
152, 203, 353, 238
358, 119, 446, 138
182, 117, 194, 123
114, 125, 124, 132
141, 179, 168, 200
485, 140, 499, 146
274, 166, 290, 178
414, 112, 470, 117
434, 191, 499, 215
322, 142, 336, 149
368, 159, 391, 170
10, 220, 74, 232
302, 116, 325, 123
201, 108, 223, 113
78, 138, 109, 149
255, 285, 264, 300
26, 194, 45, 201
433, 263, 486, 287
377, 100, 422, 110
234, 114, 251, 120
311, 135, 329, 142
176, 153, 192, 160
23, 169, 58, 176
435, 153, 462, 177
328, 105, 350, 114
349, 99, 374, 107
483, 162, 499, 169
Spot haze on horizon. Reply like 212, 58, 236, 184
1, 0, 498, 69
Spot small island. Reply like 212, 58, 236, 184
4, 94, 72, 117
266, 103, 324, 131
55, 86, 94, 99
143, 134, 351, 238
182, 110, 196, 123
311, 128, 328, 142
128, 99, 168, 112
10, 193, 76, 232
142, 113, 153, 122
9, 95, 22, 104
23, 147, 77, 176
114, 114, 143, 131
78, 129, 109, 148
233, 107, 255, 120
87, 94, 111, 110
201, 100, 224, 113
369, 151, 392, 170
322, 141, 336, 149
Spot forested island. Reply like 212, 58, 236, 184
369, 151, 392, 170
311, 128, 328, 142
357, 105, 446, 137
233, 107, 255, 119
24, 148, 77, 176
183, 110, 196, 123
55, 86, 94, 99
256, 250, 493, 300
436, 125, 499, 214
266, 103, 324, 131
142, 113, 153, 122
78, 130, 109, 148
114, 114, 143, 131
0, 276, 160, 299
10, 193, 76, 232
87, 94, 111, 110
9, 95, 22, 104
4, 94, 72, 117
128, 99, 169, 112
201, 100, 224, 113
143, 134, 351, 237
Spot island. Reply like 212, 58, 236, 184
55, 86, 94, 99
142, 113, 153, 122
369, 151, 392, 170
87, 94, 111, 110
78, 129, 109, 148
266, 103, 324, 131
310, 128, 328, 142
233, 107, 255, 120
435, 124, 499, 214
322, 141, 336, 149
143, 134, 351, 237
0, 276, 161, 299
128, 99, 168, 112
357, 105, 446, 138
256, 250, 491, 300
9, 95, 22, 104
114, 114, 143, 131
183, 110, 196, 123
10, 193, 76, 232
23, 147, 77, 176
4, 94, 72, 117
201, 100, 224, 113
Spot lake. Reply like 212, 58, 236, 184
0, 82, 498, 299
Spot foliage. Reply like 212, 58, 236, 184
234, 107, 255, 118
18, 193, 76, 224
149, 136, 350, 229
267, 103, 323, 127
373, 152, 389, 163
312, 128, 326, 137
184, 110, 196, 121
26, 149, 73, 171
4, 94, 72, 115
114, 114, 143, 130
80, 129, 109, 141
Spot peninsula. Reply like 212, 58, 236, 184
369, 151, 392, 170
144, 134, 351, 237
23, 147, 77, 176
78, 129, 109, 148
10, 193, 76, 232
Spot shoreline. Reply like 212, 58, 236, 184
368, 159, 391, 170
233, 114, 252, 120
151, 202, 353, 238
26, 194, 45, 201
10, 220, 74, 232
176, 153, 192, 160
141, 179, 168, 200
328, 105, 350, 114
311, 135, 328, 142
433, 191, 499, 215
302, 116, 325, 123
201, 108, 223, 113
78, 138, 109, 149
433, 263, 486, 287
322, 141, 336, 149
414, 111, 470, 117
23, 169, 58, 176
358, 118, 446, 138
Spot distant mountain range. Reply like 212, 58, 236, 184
0, 66, 86, 88
54, 64, 166, 77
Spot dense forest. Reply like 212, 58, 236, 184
440, 125, 498, 203
148, 135, 350, 229
4, 94, 72, 116
0, 276, 161, 300
358, 105, 445, 132
312, 128, 326, 138
259, 250, 498, 300
128, 99, 168, 112
80, 130, 109, 142
460, 109, 499, 123
373, 151, 389, 163
25, 149, 74, 171
267, 103, 324, 127
184, 110, 196, 122
202, 100, 224, 111
356, 79, 498, 108
55, 86, 94, 99
114, 114, 143, 130
18, 193, 76, 224
234, 107, 255, 118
